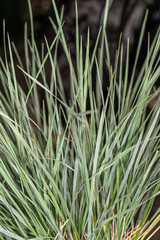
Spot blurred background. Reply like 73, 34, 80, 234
0, 0, 159, 50
0, 0, 159, 81
0, 0, 159, 72
1, 0, 159, 93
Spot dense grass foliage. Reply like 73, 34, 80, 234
0, 0, 160, 239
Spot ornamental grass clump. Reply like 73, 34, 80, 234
0, 0, 160, 239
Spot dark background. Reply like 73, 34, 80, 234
0, 0, 159, 81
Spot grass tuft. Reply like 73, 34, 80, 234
0, 0, 159, 239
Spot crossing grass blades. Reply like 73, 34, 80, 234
0, 0, 160, 239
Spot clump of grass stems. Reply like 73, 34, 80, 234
0, 0, 160, 239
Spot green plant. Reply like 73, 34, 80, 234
0, 0, 159, 239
